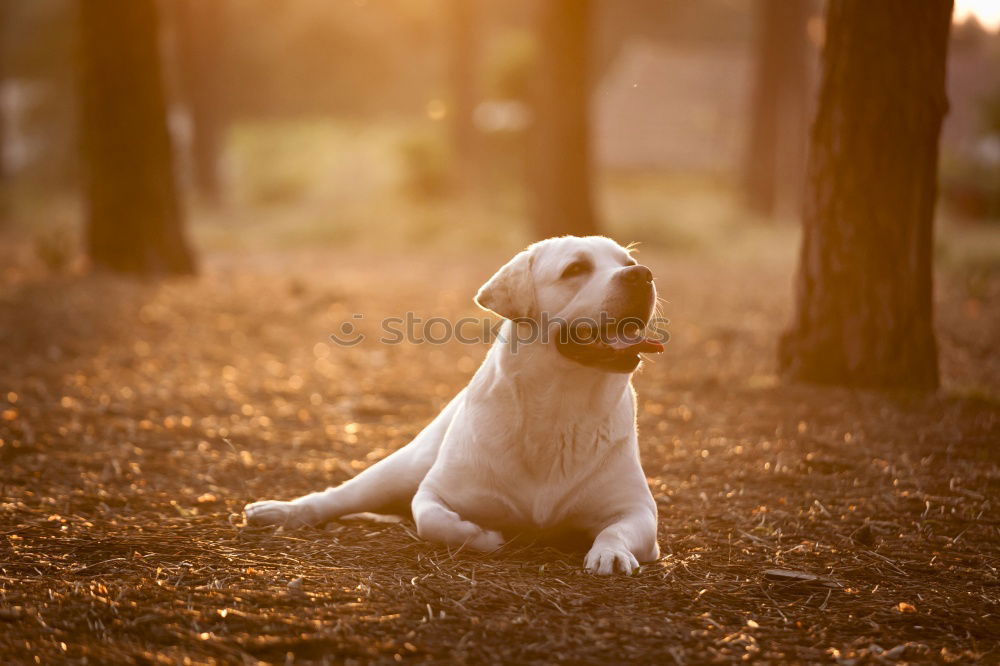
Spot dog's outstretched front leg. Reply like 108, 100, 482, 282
411, 487, 505, 552
584, 505, 659, 575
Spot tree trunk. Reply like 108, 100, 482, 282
78, 0, 196, 275
448, 0, 477, 190
742, 0, 810, 218
778, 0, 952, 390
0, 0, 7, 188
528, 0, 598, 239
174, 0, 225, 205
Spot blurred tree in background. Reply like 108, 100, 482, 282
172, 0, 227, 206
78, 0, 195, 275
0, 1, 8, 187
0, 0, 77, 196
0, 0, 996, 274
742, 0, 811, 218
529, 0, 598, 238
779, 0, 953, 389
448, 0, 478, 190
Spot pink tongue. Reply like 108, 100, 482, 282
607, 336, 665, 354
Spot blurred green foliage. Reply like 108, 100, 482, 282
483, 29, 537, 101
33, 223, 74, 273
397, 130, 453, 199
941, 82, 1000, 221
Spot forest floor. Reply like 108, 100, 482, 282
1, 232, 999, 664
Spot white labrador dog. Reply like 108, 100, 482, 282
244, 236, 665, 574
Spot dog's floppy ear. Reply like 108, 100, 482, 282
475, 248, 536, 320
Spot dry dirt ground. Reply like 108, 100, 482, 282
1, 243, 998, 664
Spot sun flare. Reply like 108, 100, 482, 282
954, 0, 1000, 30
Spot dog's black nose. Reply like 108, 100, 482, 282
619, 265, 653, 285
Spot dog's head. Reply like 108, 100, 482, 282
476, 236, 664, 373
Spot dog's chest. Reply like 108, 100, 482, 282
472, 428, 617, 529
459, 479, 577, 531
443, 381, 635, 531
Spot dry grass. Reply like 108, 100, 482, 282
1, 235, 998, 664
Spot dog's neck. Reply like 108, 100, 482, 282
484, 320, 634, 423
465, 322, 636, 481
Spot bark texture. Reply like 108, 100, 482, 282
779, 0, 952, 390
529, 0, 598, 239
78, 0, 195, 275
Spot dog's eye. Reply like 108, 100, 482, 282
560, 261, 591, 279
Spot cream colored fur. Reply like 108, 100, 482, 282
244, 236, 660, 575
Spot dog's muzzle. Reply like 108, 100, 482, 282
554, 315, 664, 373
556, 264, 664, 373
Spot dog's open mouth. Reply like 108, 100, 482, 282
555, 320, 665, 373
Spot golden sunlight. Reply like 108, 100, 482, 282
955, 0, 1000, 30
2, 1, 998, 663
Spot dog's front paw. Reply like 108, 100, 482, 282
244, 500, 316, 528
469, 527, 505, 552
584, 545, 640, 575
